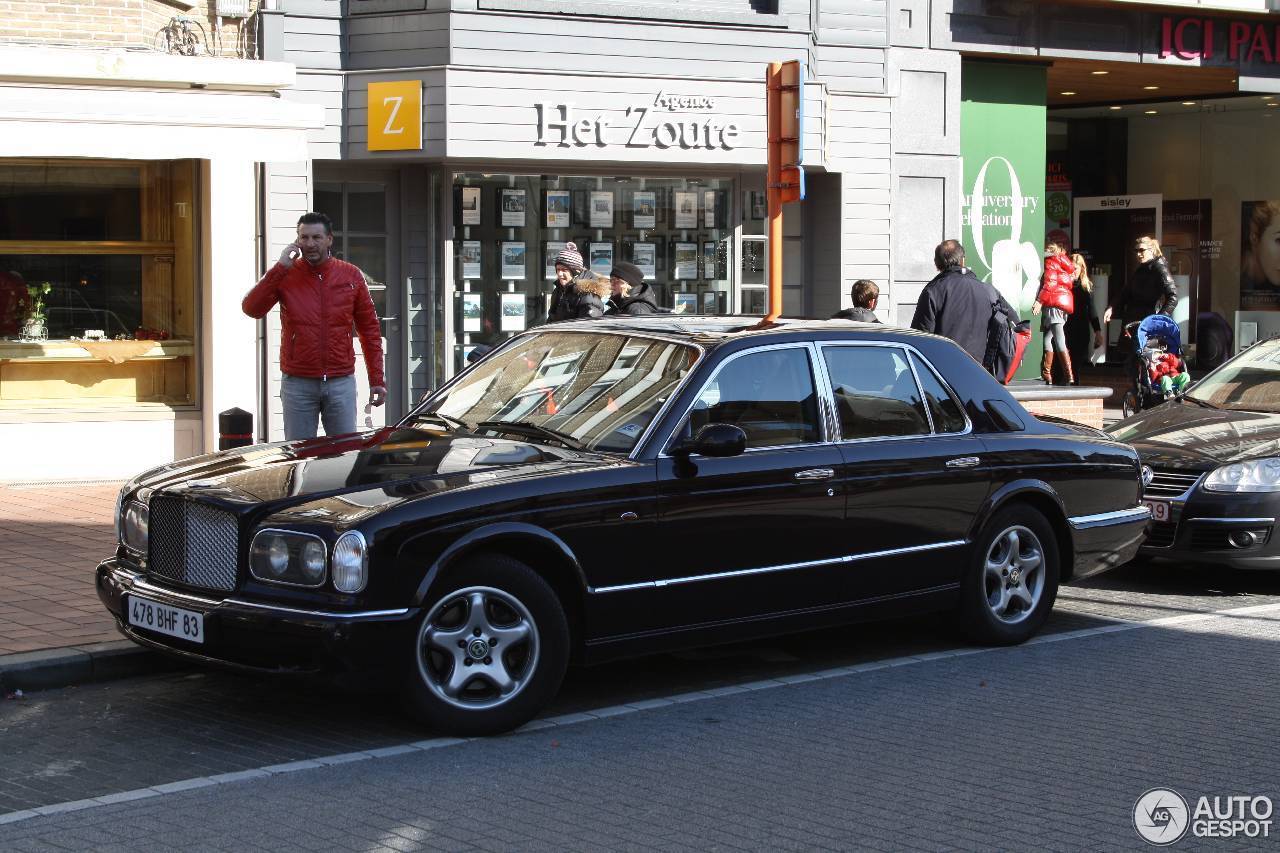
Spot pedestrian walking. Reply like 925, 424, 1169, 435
831, 279, 882, 323
911, 239, 1019, 370
605, 262, 659, 315
242, 211, 386, 441
1032, 241, 1076, 385
1102, 235, 1178, 327
547, 242, 586, 322
1063, 252, 1103, 385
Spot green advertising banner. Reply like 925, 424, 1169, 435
960, 62, 1047, 379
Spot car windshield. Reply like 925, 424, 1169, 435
1186, 338, 1280, 413
412, 331, 700, 453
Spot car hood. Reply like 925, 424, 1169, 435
129, 426, 628, 519
1107, 400, 1280, 469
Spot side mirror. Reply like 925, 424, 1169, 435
675, 423, 747, 458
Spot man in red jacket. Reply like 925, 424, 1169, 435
243, 212, 386, 440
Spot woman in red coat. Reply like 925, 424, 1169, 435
1032, 241, 1076, 384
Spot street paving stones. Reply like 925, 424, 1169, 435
2, 597, 1278, 850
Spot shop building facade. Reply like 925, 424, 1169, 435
0, 1, 321, 481
258, 0, 961, 438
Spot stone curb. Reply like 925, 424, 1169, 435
0, 640, 179, 693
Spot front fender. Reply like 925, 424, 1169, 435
407, 521, 588, 606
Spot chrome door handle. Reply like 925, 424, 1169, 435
945, 456, 980, 469
794, 468, 835, 481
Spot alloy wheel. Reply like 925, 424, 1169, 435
983, 524, 1046, 625
416, 585, 540, 711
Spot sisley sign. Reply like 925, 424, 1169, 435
535, 101, 742, 151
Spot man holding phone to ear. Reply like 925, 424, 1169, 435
243, 211, 387, 440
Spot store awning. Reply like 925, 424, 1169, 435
0, 47, 322, 162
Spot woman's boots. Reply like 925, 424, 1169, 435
1041, 350, 1076, 385
1059, 350, 1075, 385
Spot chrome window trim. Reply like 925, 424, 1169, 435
248, 528, 329, 589
815, 341, 975, 443
589, 539, 967, 594
657, 341, 829, 458
1067, 506, 1151, 530
118, 569, 408, 619
1185, 517, 1276, 524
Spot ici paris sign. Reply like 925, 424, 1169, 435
535, 92, 742, 151
1160, 15, 1280, 63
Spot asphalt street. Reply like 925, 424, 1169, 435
2, 560, 1280, 851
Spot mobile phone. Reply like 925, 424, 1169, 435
288, 245, 302, 260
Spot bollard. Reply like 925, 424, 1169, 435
218, 407, 254, 450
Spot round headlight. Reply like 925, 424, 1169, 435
266, 538, 289, 576
122, 500, 149, 554
331, 531, 368, 594
300, 540, 326, 583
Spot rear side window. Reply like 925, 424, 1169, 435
689, 347, 820, 448
822, 346, 929, 440
910, 352, 968, 433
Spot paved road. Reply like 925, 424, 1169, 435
3, 561, 1280, 850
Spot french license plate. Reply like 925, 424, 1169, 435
127, 595, 204, 644
1143, 499, 1171, 523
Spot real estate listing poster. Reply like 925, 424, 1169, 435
500, 241, 526, 279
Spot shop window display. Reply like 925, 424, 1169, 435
0, 160, 198, 409
451, 173, 734, 370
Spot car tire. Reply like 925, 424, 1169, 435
959, 505, 1060, 646
405, 554, 569, 736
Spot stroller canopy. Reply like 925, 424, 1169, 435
1136, 314, 1182, 354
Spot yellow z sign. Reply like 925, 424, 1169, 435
367, 81, 422, 151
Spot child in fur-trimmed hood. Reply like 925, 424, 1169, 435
554, 270, 610, 320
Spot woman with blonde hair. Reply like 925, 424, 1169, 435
1064, 252, 1103, 385
1102, 235, 1178, 327
1242, 201, 1280, 291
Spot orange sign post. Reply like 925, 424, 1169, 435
764, 60, 804, 323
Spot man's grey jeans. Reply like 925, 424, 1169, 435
281, 373, 357, 440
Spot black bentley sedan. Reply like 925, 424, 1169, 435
99, 318, 1147, 734
1107, 335, 1280, 569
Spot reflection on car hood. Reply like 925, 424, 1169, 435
1107, 401, 1280, 468
129, 427, 626, 521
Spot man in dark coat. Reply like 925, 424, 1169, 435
546, 242, 586, 323
605, 262, 659, 315
831, 279, 881, 323
911, 240, 1019, 368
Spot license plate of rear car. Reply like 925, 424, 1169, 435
1143, 499, 1170, 523
126, 595, 204, 644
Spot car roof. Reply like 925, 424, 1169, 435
550, 315, 944, 350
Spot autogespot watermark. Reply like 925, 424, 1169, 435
1134, 788, 1274, 845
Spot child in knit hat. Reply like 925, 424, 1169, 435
547, 242, 585, 323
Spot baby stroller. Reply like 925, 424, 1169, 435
1121, 314, 1188, 418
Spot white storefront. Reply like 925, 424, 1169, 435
0, 45, 320, 481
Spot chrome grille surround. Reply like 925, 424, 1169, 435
1142, 468, 1203, 500
146, 495, 240, 592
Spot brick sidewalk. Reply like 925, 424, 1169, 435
0, 483, 122, 655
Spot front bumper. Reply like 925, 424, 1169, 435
1068, 506, 1150, 579
1139, 491, 1280, 570
96, 558, 418, 674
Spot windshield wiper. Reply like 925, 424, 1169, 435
409, 411, 469, 431
1181, 395, 1219, 410
475, 420, 584, 450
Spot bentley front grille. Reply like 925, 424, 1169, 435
147, 496, 240, 591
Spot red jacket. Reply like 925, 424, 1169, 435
242, 257, 385, 388
1037, 254, 1076, 315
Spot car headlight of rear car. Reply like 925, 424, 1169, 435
249, 530, 327, 587
331, 531, 368, 594
1203, 458, 1280, 492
